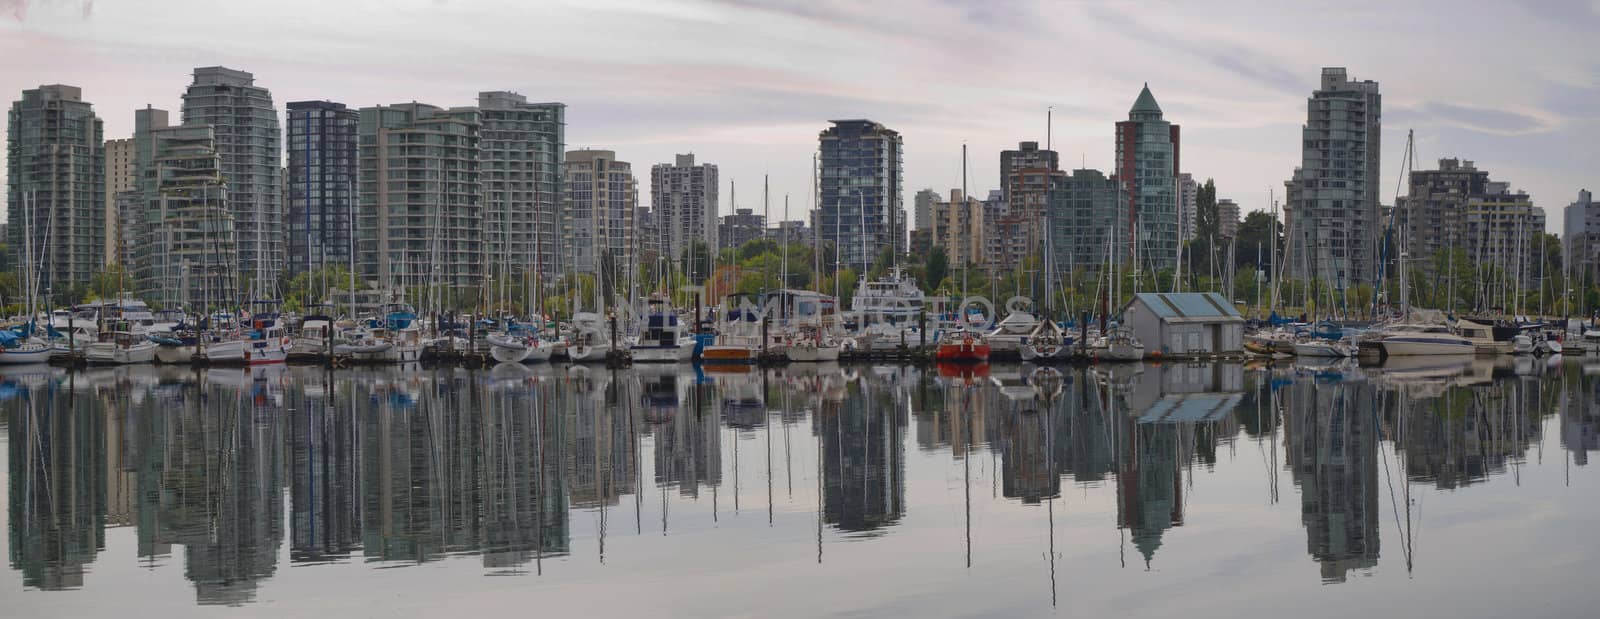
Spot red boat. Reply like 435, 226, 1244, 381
934, 328, 991, 363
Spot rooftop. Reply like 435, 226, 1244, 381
1129, 292, 1242, 321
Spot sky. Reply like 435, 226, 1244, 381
2, 0, 1598, 234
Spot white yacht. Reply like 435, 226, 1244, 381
1359, 324, 1473, 357
851, 267, 924, 321
631, 297, 695, 363
850, 267, 926, 351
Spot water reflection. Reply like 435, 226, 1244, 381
3, 357, 1597, 608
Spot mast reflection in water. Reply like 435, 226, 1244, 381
4, 357, 1600, 615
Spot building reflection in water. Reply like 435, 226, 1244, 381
1109, 364, 1243, 569
4, 359, 1598, 605
7, 373, 106, 591
1283, 372, 1380, 583
649, 369, 721, 498
819, 369, 906, 535
289, 369, 361, 565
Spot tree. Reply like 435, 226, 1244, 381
923, 247, 949, 295
1195, 179, 1218, 239
1234, 210, 1283, 279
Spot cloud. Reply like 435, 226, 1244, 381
1410, 102, 1553, 135
1081, 5, 1304, 95
1, 0, 25, 20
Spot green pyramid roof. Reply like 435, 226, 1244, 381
1130, 83, 1162, 117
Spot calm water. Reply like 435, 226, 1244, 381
4, 357, 1600, 617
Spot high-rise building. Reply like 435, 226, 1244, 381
182, 67, 282, 291
1217, 199, 1240, 240
932, 189, 985, 268
358, 103, 481, 297
477, 92, 565, 279
1178, 173, 1198, 241
1397, 158, 1489, 265
124, 106, 169, 278
718, 207, 765, 251
650, 153, 718, 264
1466, 182, 1544, 291
1397, 159, 1544, 289
818, 120, 904, 272
285, 100, 359, 278
1114, 84, 1180, 272
562, 149, 637, 278
1048, 169, 1123, 275
998, 141, 1064, 273
1564, 189, 1599, 282
105, 137, 135, 265
133, 124, 237, 309
6, 84, 105, 298
1284, 68, 1381, 288
913, 188, 940, 233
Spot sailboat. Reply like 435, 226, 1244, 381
0, 326, 52, 365
566, 310, 612, 362
702, 293, 762, 364
778, 183, 842, 363
935, 144, 991, 363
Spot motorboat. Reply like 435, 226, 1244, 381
86, 329, 157, 365
631, 297, 695, 363
1357, 323, 1473, 358
850, 267, 924, 325
289, 312, 336, 362
1454, 317, 1515, 355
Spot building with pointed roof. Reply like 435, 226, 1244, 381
1115, 84, 1181, 273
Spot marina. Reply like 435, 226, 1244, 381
3, 358, 1600, 616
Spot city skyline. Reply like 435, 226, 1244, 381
3, 1, 1594, 235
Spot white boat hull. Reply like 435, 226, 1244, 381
288, 337, 328, 360
786, 343, 841, 362
0, 346, 53, 365
1378, 340, 1476, 356
86, 342, 158, 365
1293, 341, 1351, 358
490, 342, 532, 363
632, 343, 694, 363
